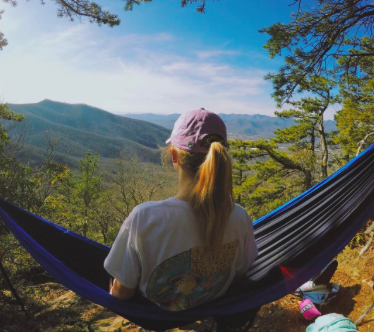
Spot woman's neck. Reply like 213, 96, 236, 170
174, 168, 195, 203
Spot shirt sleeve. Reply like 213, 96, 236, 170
236, 213, 258, 277
104, 209, 141, 289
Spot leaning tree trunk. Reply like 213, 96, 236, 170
356, 132, 374, 156
318, 120, 328, 179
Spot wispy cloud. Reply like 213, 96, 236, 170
196, 50, 241, 59
0, 24, 276, 116
0, 0, 339, 120
110, 32, 175, 49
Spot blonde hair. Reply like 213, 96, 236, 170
163, 135, 234, 251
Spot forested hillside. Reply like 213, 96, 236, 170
8, 100, 171, 166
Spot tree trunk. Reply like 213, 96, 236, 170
101, 227, 107, 244
238, 169, 242, 204
318, 120, 328, 179
83, 222, 87, 237
83, 207, 88, 237
304, 171, 313, 190
356, 132, 374, 156
0, 255, 30, 319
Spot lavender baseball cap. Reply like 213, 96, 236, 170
166, 108, 228, 153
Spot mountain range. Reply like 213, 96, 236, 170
8, 100, 171, 166
6, 100, 337, 167
125, 113, 336, 140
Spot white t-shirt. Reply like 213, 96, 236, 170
104, 198, 258, 311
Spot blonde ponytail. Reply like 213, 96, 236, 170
190, 142, 234, 251
162, 136, 234, 251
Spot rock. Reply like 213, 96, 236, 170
35, 291, 80, 317
89, 316, 129, 332
54, 291, 80, 307
179, 318, 215, 332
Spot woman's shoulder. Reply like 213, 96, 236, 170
232, 203, 252, 219
132, 200, 250, 220
134, 198, 189, 212
229, 204, 253, 231
130, 198, 192, 221
126, 198, 194, 234
132, 200, 164, 213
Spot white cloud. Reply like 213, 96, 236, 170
0, 23, 278, 116
196, 50, 241, 59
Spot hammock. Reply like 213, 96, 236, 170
1, 144, 374, 331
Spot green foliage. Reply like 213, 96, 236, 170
107, 154, 172, 217
3, 0, 120, 27
0, 103, 24, 154
348, 220, 373, 249
36, 151, 110, 241
0, 104, 34, 209
230, 138, 313, 219
230, 76, 337, 218
335, 88, 374, 157
240, 13, 345, 219
0, 157, 38, 209
275, 76, 338, 179
236, 158, 304, 219
75, 151, 102, 236
124, 0, 214, 13
229, 140, 253, 204
77, 151, 102, 210
334, 55, 374, 157
0, 31, 7, 50
54, 0, 120, 27
349, 233, 367, 249
254, 0, 374, 220
261, 0, 374, 104
124, 0, 154, 11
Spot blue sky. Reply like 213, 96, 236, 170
0, 0, 338, 118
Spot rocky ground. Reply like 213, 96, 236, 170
1, 245, 374, 332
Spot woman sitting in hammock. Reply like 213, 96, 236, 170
104, 108, 259, 331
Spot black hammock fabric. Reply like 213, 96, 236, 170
1, 143, 374, 331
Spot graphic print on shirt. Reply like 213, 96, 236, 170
145, 240, 239, 311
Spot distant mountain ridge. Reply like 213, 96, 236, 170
6, 100, 337, 167
8, 100, 171, 166
125, 113, 336, 139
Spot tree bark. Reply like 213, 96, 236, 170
356, 132, 374, 156
318, 120, 328, 179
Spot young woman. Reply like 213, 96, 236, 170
104, 108, 259, 331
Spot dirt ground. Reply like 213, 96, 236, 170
1, 245, 374, 332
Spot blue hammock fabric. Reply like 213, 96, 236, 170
1, 143, 374, 330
